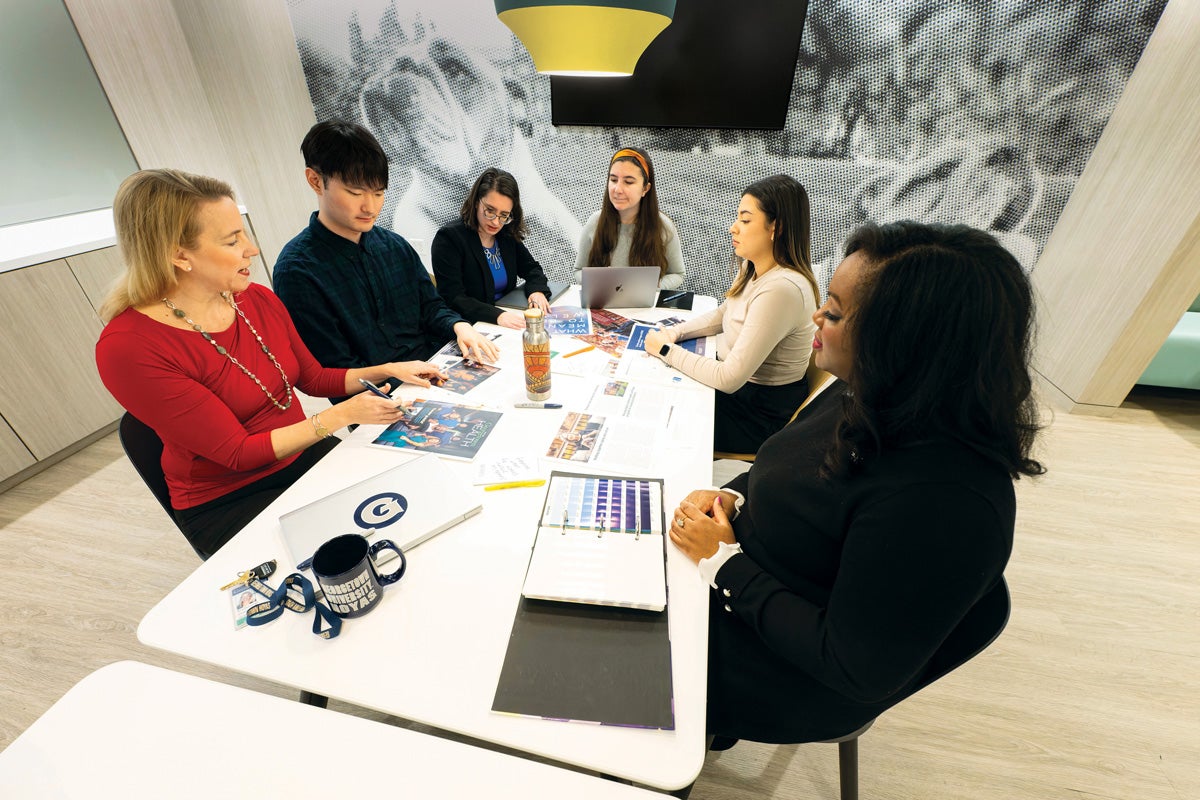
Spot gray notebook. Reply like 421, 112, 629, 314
278, 454, 482, 570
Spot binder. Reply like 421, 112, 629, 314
520, 472, 667, 611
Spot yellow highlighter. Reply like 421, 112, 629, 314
484, 479, 547, 491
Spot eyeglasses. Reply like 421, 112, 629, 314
480, 202, 514, 224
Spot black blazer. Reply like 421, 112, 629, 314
431, 221, 551, 324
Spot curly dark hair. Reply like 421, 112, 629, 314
823, 221, 1044, 480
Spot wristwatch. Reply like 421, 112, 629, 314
658, 342, 671, 358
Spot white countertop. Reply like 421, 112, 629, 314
0, 209, 116, 273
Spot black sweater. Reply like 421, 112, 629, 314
708, 383, 1015, 742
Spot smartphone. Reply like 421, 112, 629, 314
657, 291, 694, 310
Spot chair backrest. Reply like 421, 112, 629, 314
118, 412, 176, 523
918, 577, 1011, 692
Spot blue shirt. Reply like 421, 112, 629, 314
274, 213, 465, 368
483, 242, 509, 301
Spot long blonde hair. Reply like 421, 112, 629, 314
99, 169, 235, 323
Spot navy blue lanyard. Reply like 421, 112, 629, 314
245, 573, 342, 639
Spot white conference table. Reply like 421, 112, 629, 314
0, 661, 666, 799
138, 295, 717, 791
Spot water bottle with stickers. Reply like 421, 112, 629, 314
522, 307, 551, 400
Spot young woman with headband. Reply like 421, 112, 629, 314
573, 146, 685, 289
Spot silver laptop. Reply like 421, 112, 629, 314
278, 454, 482, 570
580, 266, 660, 309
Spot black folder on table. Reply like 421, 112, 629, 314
496, 281, 570, 310
492, 598, 674, 729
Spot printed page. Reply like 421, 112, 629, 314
543, 412, 658, 474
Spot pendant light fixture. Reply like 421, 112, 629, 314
495, 1, 676, 76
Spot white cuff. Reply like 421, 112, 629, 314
698, 540, 743, 589
707, 486, 745, 520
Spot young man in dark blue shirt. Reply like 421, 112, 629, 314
274, 120, 499, 371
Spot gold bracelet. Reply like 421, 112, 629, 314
310, 413, 331, 439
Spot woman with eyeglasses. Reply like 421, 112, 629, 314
432, 167, 552, 329
573, 146, 685, 290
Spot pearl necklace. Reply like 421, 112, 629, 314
162, 292, 294, 411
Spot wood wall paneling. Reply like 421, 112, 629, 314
1031, 0, 1200, 410
0, 414, 36, 482
0, 261, 122, 459
66, 246, 125, 311
63, 1, 316, 269
171, 0, 318, 268
62, 0, 234, 184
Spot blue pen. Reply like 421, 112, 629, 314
359, 378, 413, 413
514, 402, 563, 409
358, 378, 394, 400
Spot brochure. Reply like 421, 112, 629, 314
370, 399, 503, 460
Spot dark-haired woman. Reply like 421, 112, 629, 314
573, 146, 685, 290
432, 167, 552, 329
669, 221, 1043, 747
644, 175, 818, 454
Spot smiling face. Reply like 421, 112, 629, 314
812, 250, 869, 381
309, 171, 386, 243
729, 193, 776, 267
607, 159, 649, 222
172, 197, 259, 296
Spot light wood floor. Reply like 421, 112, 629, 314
1, 389, 1197, 799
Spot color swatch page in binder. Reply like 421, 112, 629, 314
521, 472, 667, 612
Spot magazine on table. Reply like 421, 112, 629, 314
543, 305, 592, 336
369, 399, 502, 460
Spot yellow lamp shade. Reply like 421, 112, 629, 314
495, 1, 676, 76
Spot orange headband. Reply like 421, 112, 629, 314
610, 148, 650, 180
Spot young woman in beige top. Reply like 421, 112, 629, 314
644, 175, 818, 453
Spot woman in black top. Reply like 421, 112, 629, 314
432, 167, 551, 329
670, 221, 1044, 745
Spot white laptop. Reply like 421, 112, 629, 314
580, 266, 660, 309
278, 454, 482, 570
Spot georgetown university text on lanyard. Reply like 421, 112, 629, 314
244, 572, 343, 640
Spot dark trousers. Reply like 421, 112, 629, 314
713, 377, 809, 455
175, 436, 341, 560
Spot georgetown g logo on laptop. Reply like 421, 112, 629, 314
354, 493, 408, 529
278, 455, 485, 571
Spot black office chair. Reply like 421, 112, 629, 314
675, 579, 1011, 800
821, 577, 1012, 800
119, 413, 173, 518
118, 412, 204, 558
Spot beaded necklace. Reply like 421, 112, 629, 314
162, 292, 294, 411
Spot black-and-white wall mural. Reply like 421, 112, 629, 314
287, 0, 1167, 298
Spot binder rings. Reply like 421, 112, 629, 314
520, 472, 667, 611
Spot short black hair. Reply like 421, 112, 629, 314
300, 119, 389, 189
826, 221, 1043, 480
